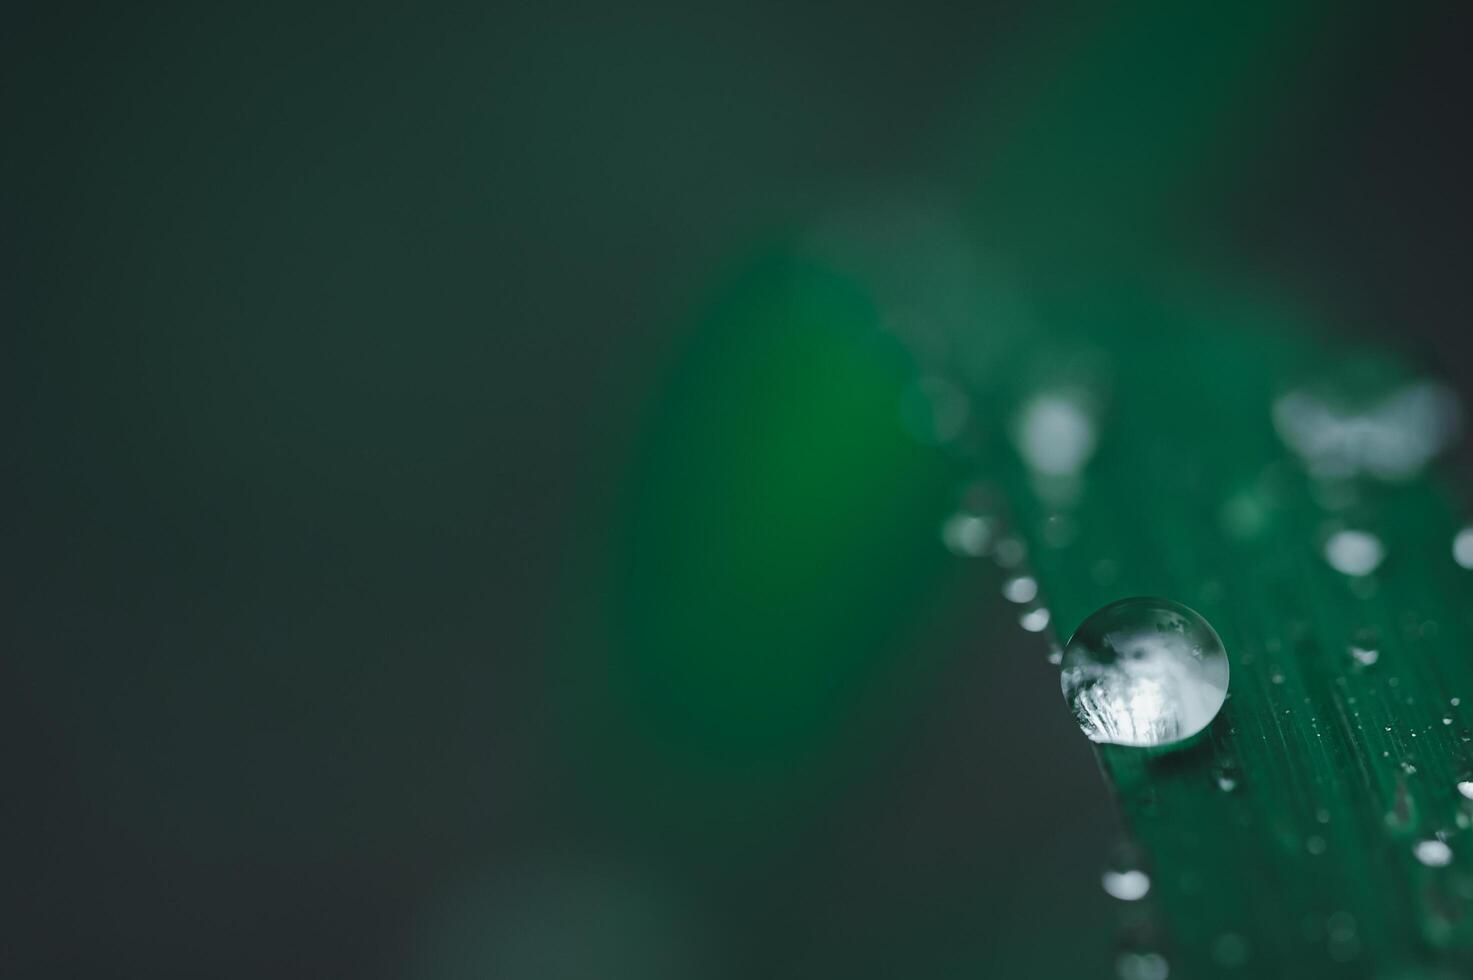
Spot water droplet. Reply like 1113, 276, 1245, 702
1042, 512, 1076, 547
993, 536, 1026, 568
1326, 911, 1359, 962
1349, 644, 1379, 667
1273, 377, 1459, 481
1452, 697, 1462, 707
1046, 642, 1064, 666
1210, 933, 1249, 969
1115, 951, 1169, 980
1324, 530, 1385, 577
1060, 598, 1230, 747
1457, 781, 1473, 801
1213, 762, 1241, 792
900, 376, 970, 445
941, 512, 991, 557
1414, 839, 1453, 867
1454, 527, 1473, 569
1019, 606, 1051, 633
1014, 391, 1097, 476
1444, 717, 1453, 726
1101, 868, 1151, 901
1002, 575, 1038, 604
1305, 835, 1327, 856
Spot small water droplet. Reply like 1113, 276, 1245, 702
993, 536, 1026, 568
1002, 575, 1038, 604
1452, 697, 1461, 707
900, 376, 970, 445
1213, 762, 1241, 792
1305, 835, 1327, 855
1019, 606, 1051, 633
1046, 643, 1063, 667
1060, 598, 1229, 747
1401, 761, 1418, 776
1349, 645, 1379, 667
1444, 717, 1453, 726
1210, 933, 1249, 969
1042, 513, 1076, 547
1115, 952, 1169, 980
1456, 781, 1473, 801
1101, 868, 1151, 901
1414, 839, 1453, 867
1270, 670, 1285, 685
1326, 911, 1359, 962
941, 512, 991, 557
1455, 527, 1473, 569
1324, 530, 1385, 577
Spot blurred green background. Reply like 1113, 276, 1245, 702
5, 2, 1473, 976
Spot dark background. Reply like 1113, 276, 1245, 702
4, 3, 1471, 976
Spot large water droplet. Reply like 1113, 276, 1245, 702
1457, 780, 1473, 801
1060, 598, 1230, 747
1324, 530, 1385, 577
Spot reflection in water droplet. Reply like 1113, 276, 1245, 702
1116, 951, 1169, 980
1019, 607, 1051, 633
1002, 575, 1038, 604
1061, 598, 1230, 747
1455, 527, 1473, 569
940, 512, 991, 557
1349, 645, 1379, 667
1101, 869, 1151, 901
1414, 839, 1453, 867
